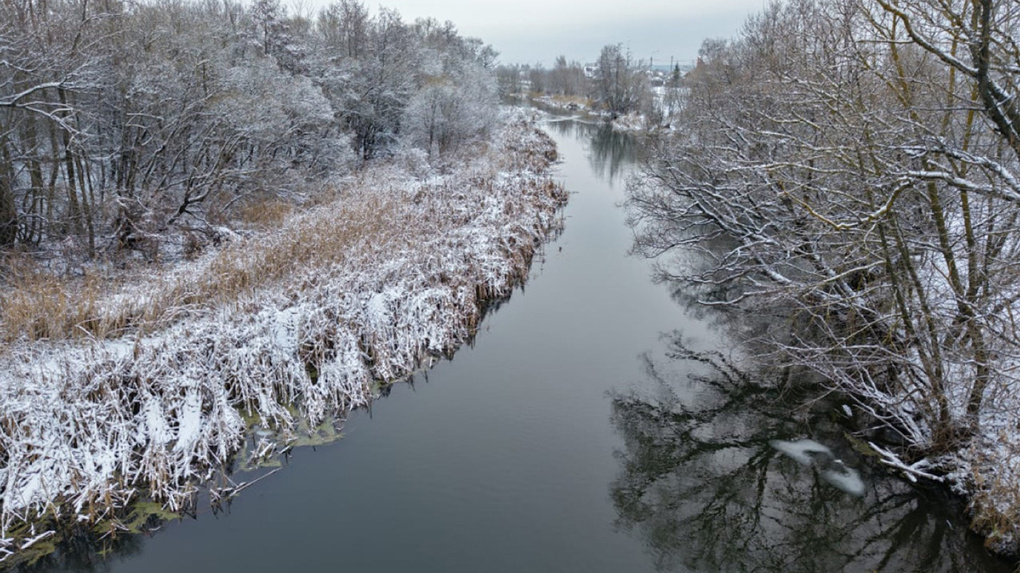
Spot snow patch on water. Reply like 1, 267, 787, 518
770, 439, 866, 497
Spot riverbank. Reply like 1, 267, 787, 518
522, 95, 648, 132
0, 111, 566, 565
625, 119, 1020, 560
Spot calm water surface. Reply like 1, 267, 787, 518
35, 118, 1010, 572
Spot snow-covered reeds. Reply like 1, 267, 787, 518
0, 113, 566, 563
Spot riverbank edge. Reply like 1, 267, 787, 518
527, 95, 649, 132
0, 111, 566, 566
617, 126, 1020, 562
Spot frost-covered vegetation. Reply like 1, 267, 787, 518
627, 0, 1020, 555
498, 46, 671, 129
0, 0, 568, 564
0, 112, 565, 564
0, 0, 500, 260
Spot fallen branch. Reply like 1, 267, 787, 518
868, 441, 944, 483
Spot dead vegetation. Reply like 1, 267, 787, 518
0, 113, 566, 562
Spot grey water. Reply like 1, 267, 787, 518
32, 117, 1010, 572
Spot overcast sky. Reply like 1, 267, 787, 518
297, 1, 768, 66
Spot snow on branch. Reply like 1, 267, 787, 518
868, 442, 944, 484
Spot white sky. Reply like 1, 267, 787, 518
295, 0, 769, 66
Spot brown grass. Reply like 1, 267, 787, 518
0, 115, 566, 563
236, 197, 295, 230
968, 437, 1020, 554
0, 191, 411, 345
0, 116, 563, 349
0, 263, 130, 342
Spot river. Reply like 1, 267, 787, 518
26, 117, 1010, 572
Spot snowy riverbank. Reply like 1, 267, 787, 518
0, 112, 566, 564
527, 94, 649, 133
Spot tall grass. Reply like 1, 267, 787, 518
0, 193, 403, 344
1, 119, 563, 348
0, 113, 567, 561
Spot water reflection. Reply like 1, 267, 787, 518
609, 333, 1010, 572
10, 527, 144, 573
545, 119, 639, 185
15, 115, 1010, 573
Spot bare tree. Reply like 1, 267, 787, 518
548, 55, 585, 97
495, 64, 522, 99
527, 62, 546, 94
317, 0, 369, 59
627, 0, 1020, 466
592, 43, 647, 118
0, 0, 507, 258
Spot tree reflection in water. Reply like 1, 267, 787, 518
544, 119, 638, 185
609, 334, 1010, 573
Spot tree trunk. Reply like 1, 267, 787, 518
0, 138, 18, 246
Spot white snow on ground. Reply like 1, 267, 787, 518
0, 111, 566, 560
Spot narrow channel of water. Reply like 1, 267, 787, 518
30, 117, 1010, 572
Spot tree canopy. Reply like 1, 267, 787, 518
0, 0, 500, 260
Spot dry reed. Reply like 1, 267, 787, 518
0, 111, 566, 561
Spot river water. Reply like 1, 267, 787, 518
30, 118, 1010, 572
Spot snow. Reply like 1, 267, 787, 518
770, 438, 834, 466
0, 111, 566, 558
770, 438, 865, 497
820, 464, 866, 497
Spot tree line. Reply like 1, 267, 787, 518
498, 44, 683, 121
0, 0, 499, 260
628, 0, 1020, 464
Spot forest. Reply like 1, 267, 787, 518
0, 0, 499, 264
